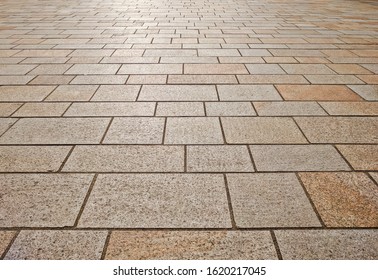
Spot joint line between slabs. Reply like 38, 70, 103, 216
270, 230, 283, 260
0, 230, 20, 260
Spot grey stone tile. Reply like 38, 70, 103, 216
165, 117, 223, 144
348, 85, 378, 101
227, 173, 321, 228
45, 85, 98, 101
0, 118, 110, 144
78, 174, 231, 228
295, 117, 378, 143
139, 85, 217, 101
320, 102, 378, 115
0, 86, 55, 101
206, 102, 256, 116
218, 85, 282, 101
5, 230, 107, 260
106, 231, 277, 260
275, 230, 378, 259
64, 102, 155, 116
187, 145, 254, 172
0, 174, 93, 227
0, 146, 71, 172
104, 117, 165, 144
156, 102, 204, 116
222, 117, 307, 144
250, 145, 350, 171
91, 85, 140, 101
63, 145, 184, 172
254, 102, 326, 116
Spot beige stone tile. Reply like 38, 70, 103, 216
127, 75, 167, 84
78, 174, 230, 228
30, 75, 74, 85
0, 174, 93, 227
277, 85, 362, 101
91, 85, 140, 101
5, 230, 107, 260
348, 85, 378, 101
0, 118, 109, 144
275, 230, 378, 260
65, 102, 155, 116
160, 57, 218, 64
337, 145, 378, 170
320, 102, 378, 115
112, 49, 144, 57
101, 57, 158, 64
219, 57, 264, 63
168, 74, 238, 84
13, 102, 70, 117
184, 64, 248, 74
14, 50, 72, 57
165, 117, 223, 144
63, 145, 184, 172
206, 102, 256, 116
0, 118, 17, 135
0, 76, 34, 85
0, 103, 22, 116
118, 64, 182, 74
198, 49, 240, 56
328, 64, 372, 74
361, 64, 378, 74
281, 64, 335, 74
218, 85, 282, 101
254, 101, 326, 116
295, 117, 378, 143
45, 85, 98, 101
69, 49, 113, 57
28, 64, 72, 75
227, 173, 321, 228
295, 57, 330, 63
65, 64, 120, 75
299, 172, 378, 227
156, 102, 204, 116
305, 74, 364, 84
237, 75, 309, 84
239, 49, 272, 56
264, 57, 297, 63
0, 86, 54, 101
187, 145, 254, 172
21, 57, 69, 64
357, 74, 378, 84
67, 57, 102, 64
106, 231, 277, 260
270, 49, 323, 57
222, 117, 307, 144
139, 85, 217, 101
370, 172, 378, 184
104, 117, 164, 144
71, 75, 128, 85
246, 64, 285, 74
0, 64, 36, 75
0, 231, 15, 256
144, 49, 196, 56
0, 146, 71, 172
250, 145, 350, 171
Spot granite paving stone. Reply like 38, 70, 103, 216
13, 102, 70, 117
0, 174, 93, 227
78, 174, 231, 228
0, 86, 55, 101
187, 145, 254, 172
299, 172, 378, 227
0, 118, 110, 144
105, 231, 277, 260
275, 230, 378, 260
90, 85, 140, 101
206, 102, 256, 116
0, 118, 17, 135
139, 85, 217, 101
45, 85, 98, 101
0, 103, 22, 117
217, 85, 282, 101
0, 146, 71, 172
319, 102, 378, 115
336, 145, 378, 170
5, 231, 107, 260
347, 85, 378, 100
0, 231, 15, 257
156, 102, 204, 116
254, 101, 326, 116
250, 145, 350, 171
227, 173, 321, 228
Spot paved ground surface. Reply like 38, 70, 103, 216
0, 0, 377, 260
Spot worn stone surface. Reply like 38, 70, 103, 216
227, 173, 321, 228
275, 230, 378, 260
299, 172, 378, 227
78, 174, 231, 228
105, 231, 277, 260
5, 231, 107, 260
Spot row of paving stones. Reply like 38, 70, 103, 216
0, 144, 377, 172
1, 229, 378, 260
0, 85, 377, 102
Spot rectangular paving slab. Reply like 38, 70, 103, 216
78, 174, 231, 228
5, 230, 107, 260
139, 85, 218, 101
0, 174, 93, 227
62, 145, 184, 172
336, 145, 378, 170
0, 231, 16, 257
105, 231, 277, 260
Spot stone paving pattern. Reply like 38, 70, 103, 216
0, 0, 377, 260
